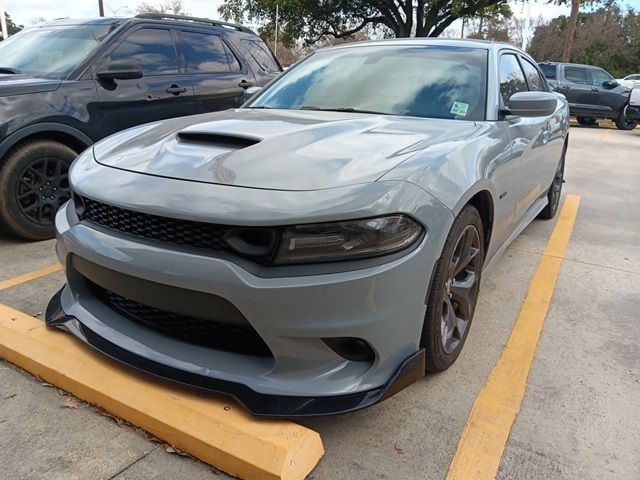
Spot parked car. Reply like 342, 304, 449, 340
625, 87, 640, 121
46, 39, 569, 416
616, 74, 640, 89
0, 13, 281, 240
539, 61, 636, 130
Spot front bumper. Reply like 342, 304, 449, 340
625, 105, 640, 120
47, 287, 425, 416
48, 173, 452, 415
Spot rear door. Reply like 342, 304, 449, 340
558, 65, 597, 115
179, 28, 251, 114
92, 26, 194, 138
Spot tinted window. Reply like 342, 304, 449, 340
540, 63, 556, 79
564, 66, 587, 84
110, 28, 177, 75
590, 68, 612, 86
241, 39, 279, 72
249, 45, 488, 121
183, 32, 231, 73
521, 58, 546, 92
499, 54, 527, 105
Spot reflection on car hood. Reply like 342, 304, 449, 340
93, 108, 481, 191
0, 74, 61, 96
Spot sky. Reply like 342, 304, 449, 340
4, 0, 640, 33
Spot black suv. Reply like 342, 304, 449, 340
539, 62, 636, 130
0, 13, 281, 240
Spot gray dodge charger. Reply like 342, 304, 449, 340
47, 39, 569, 416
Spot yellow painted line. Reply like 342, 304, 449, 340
0, 264, 62, 291
0, 305, 324, 480
602, 129, 613, 139
446, 195, 581, 480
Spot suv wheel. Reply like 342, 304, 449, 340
576, 116, 598, 126
615, 106, 638, 130
0, 140, 76, 240
421, 205, 484, 372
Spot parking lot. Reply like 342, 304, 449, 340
0, 124, 638, 479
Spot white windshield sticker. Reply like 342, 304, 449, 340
450, 101, 469, 116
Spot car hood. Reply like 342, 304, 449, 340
93, 108, 481, 191
0, 74, 61, 96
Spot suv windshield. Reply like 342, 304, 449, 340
0, 23, 118, 79
249, 45, 488, 121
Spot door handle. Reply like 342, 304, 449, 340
591, 87, 600, 92
166, 85, 187, 95
561, 84, 571, 89
239, 79, 253, 89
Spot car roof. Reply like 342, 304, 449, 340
538, 61, 605, 69
323, 37, 527, 55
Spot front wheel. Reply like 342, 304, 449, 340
421, 205, 484, 372
0, 140, 76, 240
615, 106, 638, 130
538, 141, 566, 220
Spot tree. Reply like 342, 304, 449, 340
1, 12, 23, 40
219, 0, 513, 46
136, 0, 188, 15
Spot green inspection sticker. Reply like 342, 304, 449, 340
450, 101, 469, 116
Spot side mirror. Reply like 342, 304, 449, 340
243, 86, 263, 101
507, 91, 557, 117
602, 79, 619, 89
97, 60, 143, 80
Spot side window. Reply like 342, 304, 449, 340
539, 63, 556, 79
241, 39, 279, 73
590, 68, 612, 86
109, 28, 178, 75
182, 32, 235, 73
521, 58, 546, 92
564, 66, 587, 84
499, 54, 527, 105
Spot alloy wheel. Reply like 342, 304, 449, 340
441, 225, 482, 354
16, 157, 70, 226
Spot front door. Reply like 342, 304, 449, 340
558, 65, 598, 116
91, 26, 194, 139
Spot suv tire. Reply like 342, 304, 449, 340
0, 140, 76, 240
576, 116, 598, 126
615, 106, 638, 130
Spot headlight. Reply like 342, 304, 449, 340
272, 214, 423, 265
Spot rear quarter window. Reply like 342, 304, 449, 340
241, 39, 280, 73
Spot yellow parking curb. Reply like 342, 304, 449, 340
0, 263, 62, 291
0, 304, 324, 480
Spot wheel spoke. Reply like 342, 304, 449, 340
450, 271, 477, 320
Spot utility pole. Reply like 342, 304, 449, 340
0, 0, 8, 42
274, 2, 278, 56
98, 0, 105, 17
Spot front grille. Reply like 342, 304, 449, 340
75, 195, 276, 263
90, 282, 272, 357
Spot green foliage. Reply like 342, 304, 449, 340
528, 5, 640, 77
2, 12, 23, 39
219, 0, 513, 46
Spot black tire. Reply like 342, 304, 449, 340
421, 205, 484, 372
576, 116, 598, 126
538, 140, 566, 220
0, 140, 76, 240
615, 106, 638, 130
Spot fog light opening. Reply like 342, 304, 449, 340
323, 337, 375, 362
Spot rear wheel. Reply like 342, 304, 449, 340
576, 116, 598, 126
615, 106, 638, 130
421, 205, 484, 372
0, 140, 76, 240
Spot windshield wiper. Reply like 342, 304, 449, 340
300, 105, 390, 115
0, 67, 21, 74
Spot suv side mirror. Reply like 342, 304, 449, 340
97, 60, 143, 80
507, 91, 557, 117
602, 79, 619, 89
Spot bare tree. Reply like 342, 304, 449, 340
136, 0, 188, 15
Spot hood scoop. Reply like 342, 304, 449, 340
177, 132, 261, 149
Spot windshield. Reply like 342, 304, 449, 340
0, 24, 117, 79
248, 45, 488, 121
